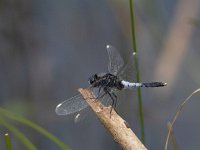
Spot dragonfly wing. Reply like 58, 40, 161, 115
107, 45, 124, 75
55, 94, 88, 115
117, 52, 137, 81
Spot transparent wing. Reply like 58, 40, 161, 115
117, 52, 137, 82
55, 85, 117, 118
74, 88, 110, 123
55, 87, 105, 116
107, 45, 124, 75
55, 94, 88, 115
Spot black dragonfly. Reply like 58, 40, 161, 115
55, 45, 167, 118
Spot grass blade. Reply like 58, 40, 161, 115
129, 0, 145, 144
4, 133, 11, 150
0, 117, 37, 150
0, 108, 70, 150
165, 88, 200, 150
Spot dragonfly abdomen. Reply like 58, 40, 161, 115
141, 82, 167, 87
121, 80, 167, 88
121, 80, 143, 88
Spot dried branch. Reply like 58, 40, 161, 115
78, 88, 147, 150
165, 88, 200, 150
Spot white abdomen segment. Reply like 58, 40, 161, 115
121, 80, 142, 88
121, 80, 167, 88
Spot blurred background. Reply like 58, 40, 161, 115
0, 0, 200, 149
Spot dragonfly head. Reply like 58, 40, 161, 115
88, 74, 99, 87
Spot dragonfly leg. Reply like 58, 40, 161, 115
89, 87, 108, 101
96, 87, 104, 99
105, 90, 117, 118
112, 92, 117, 109
88, 87, 101, 99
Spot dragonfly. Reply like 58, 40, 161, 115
55, 45, 167, 118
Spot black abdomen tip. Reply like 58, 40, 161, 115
142, 82, 167, 87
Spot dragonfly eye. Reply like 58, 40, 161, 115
88, 74, 98, 85
93, 74, 98, 79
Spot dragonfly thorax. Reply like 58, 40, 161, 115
88, 73, 124, 90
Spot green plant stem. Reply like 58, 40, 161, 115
129, 0, 145, 144
4, 133, 11, 150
